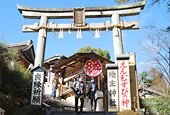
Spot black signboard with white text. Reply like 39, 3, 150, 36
31, 66, 45, 105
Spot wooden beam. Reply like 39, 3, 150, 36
75, 60, 85, 63
22, 21, 139, 32
21, 7, 141, 19
17, 0, 146, 13
66, 64, 75, 68
53, 67, 65, 72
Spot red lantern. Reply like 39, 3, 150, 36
84, 60, 103, 78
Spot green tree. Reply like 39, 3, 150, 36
139, 70, 170, 114
138, 68, 169, 95
149, 68, 168, 94
0, 39, 32, 114
138, 71, 153, 89
77, 46, 111, 60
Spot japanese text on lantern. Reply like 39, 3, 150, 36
107, 70, 118, 111
119, 61, 130, 109
31, 72, 43, 105
84, 60, 102, 78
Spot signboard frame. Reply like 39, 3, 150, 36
73, 8, 85, 27
117, 59, 131, 111
106, 64, 119, 112
31, 66, 45, 106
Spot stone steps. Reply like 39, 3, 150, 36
43, 94, 88, 111
43, 94, 118, 115
49, 111, 117, 115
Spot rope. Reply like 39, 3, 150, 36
23, 23, 135, 30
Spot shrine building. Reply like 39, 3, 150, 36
43, 51, 139, 111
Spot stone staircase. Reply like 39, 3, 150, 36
43, 94, 117, 115
50, 111, 117, 115
43, 94, 88, 111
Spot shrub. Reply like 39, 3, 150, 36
12, 105, 45, 115
142, 96, 170, 115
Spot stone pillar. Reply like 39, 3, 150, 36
106, 64, 119, 112
34, 15, 48, 67
112, 14, 123, 63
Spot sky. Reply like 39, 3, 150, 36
0, 0, 169, 74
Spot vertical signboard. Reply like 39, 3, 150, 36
117, 55, 131, 111
31, 66, 45, 105
73, 8, 85, 27
106, 64, 119, 111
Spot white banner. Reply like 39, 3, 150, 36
118, 60, 131, 111
107, 69, 118, 111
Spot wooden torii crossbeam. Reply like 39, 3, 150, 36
18, 0, 146, 33
17, 0, 146, 19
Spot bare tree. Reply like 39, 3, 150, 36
138, 26, 170, 86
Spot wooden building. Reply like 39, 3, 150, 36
8, 40, 35, 68
43, 52, 140, 111
44, 51, 114, 111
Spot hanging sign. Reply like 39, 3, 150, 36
73, 8, 85, 27
84, 60, 102, 78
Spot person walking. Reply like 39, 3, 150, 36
87, 77, 98, 111
72, 76, 86, 114
50, 74, 59, 99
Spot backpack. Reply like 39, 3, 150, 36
72, 81, 85, 95
95, 91, 103, 100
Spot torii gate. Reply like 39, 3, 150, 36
17, 0, 146, 67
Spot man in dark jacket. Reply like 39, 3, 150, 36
73, 76, 86, 114
87, 77, 98, 111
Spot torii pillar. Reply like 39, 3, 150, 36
112, 13, 123, 63
34, 15, 48, 67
